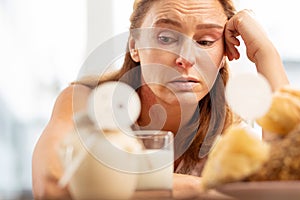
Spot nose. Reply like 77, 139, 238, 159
175, 56, 194, 69
175, 38, 196, 69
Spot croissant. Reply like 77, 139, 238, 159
246, 124, 300, 181
201, 86, 300, 190
256, 85, 300, 136
250, 86, 300, 180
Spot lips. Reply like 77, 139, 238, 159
167, 76, 200, 91
169, 76, 200, 84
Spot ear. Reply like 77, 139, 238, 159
129, 36, 140, 62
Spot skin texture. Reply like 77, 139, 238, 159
32, 0, 289, 199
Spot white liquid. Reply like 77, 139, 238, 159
69, 153, 138, 200
62, 130, 142, 200
136, 150, 174, 190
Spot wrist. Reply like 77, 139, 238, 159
253, 40, 277, 61
253, 44, 289, 91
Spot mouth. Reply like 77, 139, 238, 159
166, 76, 201, 91
169, 76, 200, 84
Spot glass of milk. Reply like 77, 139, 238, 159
58, 128, 143, 200
133, 130, 174, 192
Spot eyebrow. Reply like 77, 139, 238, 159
153, 18, 224, 30
196, 24, 224, 29
153, 18, 182, 28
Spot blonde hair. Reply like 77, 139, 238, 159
76, 0, 237, 175
133, 0, 142, 10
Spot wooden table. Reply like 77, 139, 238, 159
131, 189, 235, 200
132, 181, 300, 200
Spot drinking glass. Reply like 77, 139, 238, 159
133, 130, 174, 195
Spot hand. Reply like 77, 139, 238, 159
225, 9, 271, 62
172, 173, 203, 199
225, 9, 289, 91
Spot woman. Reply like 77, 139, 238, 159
32, 0, 289, 199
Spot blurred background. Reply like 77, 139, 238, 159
0, 0, 299, 199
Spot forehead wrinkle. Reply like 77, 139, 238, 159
143, 0, 227, 31
151, 13, 226, 31
154, 0, 225, 16
149, 3, 226, 26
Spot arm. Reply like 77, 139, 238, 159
32, 84, 92, 199
225, 9, 289, 91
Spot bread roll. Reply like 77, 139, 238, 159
201, 125, 270, 190
247, 124, 300, 181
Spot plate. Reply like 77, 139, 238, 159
216, 181, 300, 200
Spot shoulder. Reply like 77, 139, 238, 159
33, 83, 93, 152
50, 84, 92, 123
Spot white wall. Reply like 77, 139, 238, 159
86, 0, 114, 54
0, 0, 86, 197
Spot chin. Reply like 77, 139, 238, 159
162, 92, 202, 106
177, 95, 201, 106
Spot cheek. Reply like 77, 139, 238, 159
140, 58, 180, 85
139, 49, 179, 84
138, 49, 176, 65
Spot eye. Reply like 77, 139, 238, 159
197, 40, 214, 47
158, 36, 176, 44
157, 31, 179, 45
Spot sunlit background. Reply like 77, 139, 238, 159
0, 0, 299, 199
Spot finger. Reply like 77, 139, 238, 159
225, 36, 240, 60
228, 36, 240, 46
225, 18, 241, 44
226, 43, 240, 61
225, 41, 234, 61
225, 26, 241, 46
225, 46, 234, 61
230, 46, 240, 60
233, 48, 240, 60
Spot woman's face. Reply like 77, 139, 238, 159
133, 0, 227, 106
